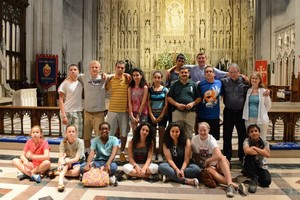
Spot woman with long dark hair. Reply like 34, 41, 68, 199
122, 122, 158, 179
158, 122, 200, 187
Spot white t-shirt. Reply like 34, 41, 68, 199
58, 80, 83, 112
191, 134, 219, 167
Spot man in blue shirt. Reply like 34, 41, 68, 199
197, 65, 223, 140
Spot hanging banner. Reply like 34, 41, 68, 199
36, 54, 58, 89
255, 60, 268, 85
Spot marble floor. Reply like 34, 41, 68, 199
0, 149, 300, 200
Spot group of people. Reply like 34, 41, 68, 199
11, 52, 272, 197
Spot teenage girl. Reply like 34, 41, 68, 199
57, 124, 85, 192
148, 71, 168, 161
128, 68, 148, 131
12, 125, 51, 183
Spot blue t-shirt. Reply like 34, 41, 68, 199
91, 136, 119, 161
197, 79, 222, 119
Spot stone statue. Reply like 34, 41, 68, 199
219, 9, 224, 26
200, 20, 205, 39
0, 41, 7, 85
120, 31, 125, 48
226, 9, 231, 27
213, 10, 217, 26
277, 35, 282, 48
133, 31, 138, 49
120, 10, 125, 26
226, 31, 231, 49
213, 31, 217, 49
0, 41, 14, 97
291, 30, 295, 44
284, 32, 289, 47
219, 30, 224, 49
133, 10, 138, 26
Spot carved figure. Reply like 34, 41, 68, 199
200, 20, 205, 39
219, 9, 224, 26
212, 10, 217, 25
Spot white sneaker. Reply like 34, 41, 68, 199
157, 154, 163, 162
152, 155, 156, 161
109, 175, 118, 186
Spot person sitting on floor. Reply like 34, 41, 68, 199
12, 125, 51, 183
56, 124, 85, 192
242, 123, 271, 193
191, 122, 247, 197
122, 122, 159, 180
158, 122, 200, 187
81, 122, 118, 186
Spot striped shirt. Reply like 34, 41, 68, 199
106, 74, 128, 112
149, 86, 168, 117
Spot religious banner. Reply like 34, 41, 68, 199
36, 54, 58, 89
255, 60, 268, 85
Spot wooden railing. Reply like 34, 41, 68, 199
0, 106, 62, 137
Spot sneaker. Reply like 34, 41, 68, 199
119, 152, 127, 162
31, 174, 41, 183
152, 155, 156, 161
248, 178, 258, 193
157, 154, 163, 162
226, 184, 236, 197
17, 172, 28, 180
122, 173, 129, 181
159, 174, 167, 183
109, 175, 118, 186
149, 174, 159, 181
237, 183, 247, 196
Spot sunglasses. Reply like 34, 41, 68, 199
173, 145, 177, 157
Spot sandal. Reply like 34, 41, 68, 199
57, 184, 65, 192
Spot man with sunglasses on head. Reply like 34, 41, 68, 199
105, 60, 130, 163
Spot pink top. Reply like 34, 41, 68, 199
130, 85, 148, 115
23, 139, 49, 167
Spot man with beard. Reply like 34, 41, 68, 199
167, 66, 201, 140
82, 122, 119, 186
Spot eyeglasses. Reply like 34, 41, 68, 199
173, 145, 177, 157
100, 127, 109, 130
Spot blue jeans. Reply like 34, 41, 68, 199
158, 162, 201, 183
80, 160, 117, 176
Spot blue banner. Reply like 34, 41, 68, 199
36, 54, 58, 89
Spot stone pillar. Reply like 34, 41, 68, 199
295, 0, 300, 76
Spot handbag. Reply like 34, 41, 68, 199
199, 168, 217, 188
82, 166, 109, 187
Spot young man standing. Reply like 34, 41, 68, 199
58, 64, 83, 138
106, 60, 130, 162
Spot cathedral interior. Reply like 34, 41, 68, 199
0, 1, 300, 199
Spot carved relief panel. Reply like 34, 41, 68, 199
275, 24, 295, 86
98, 0, 254, 79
